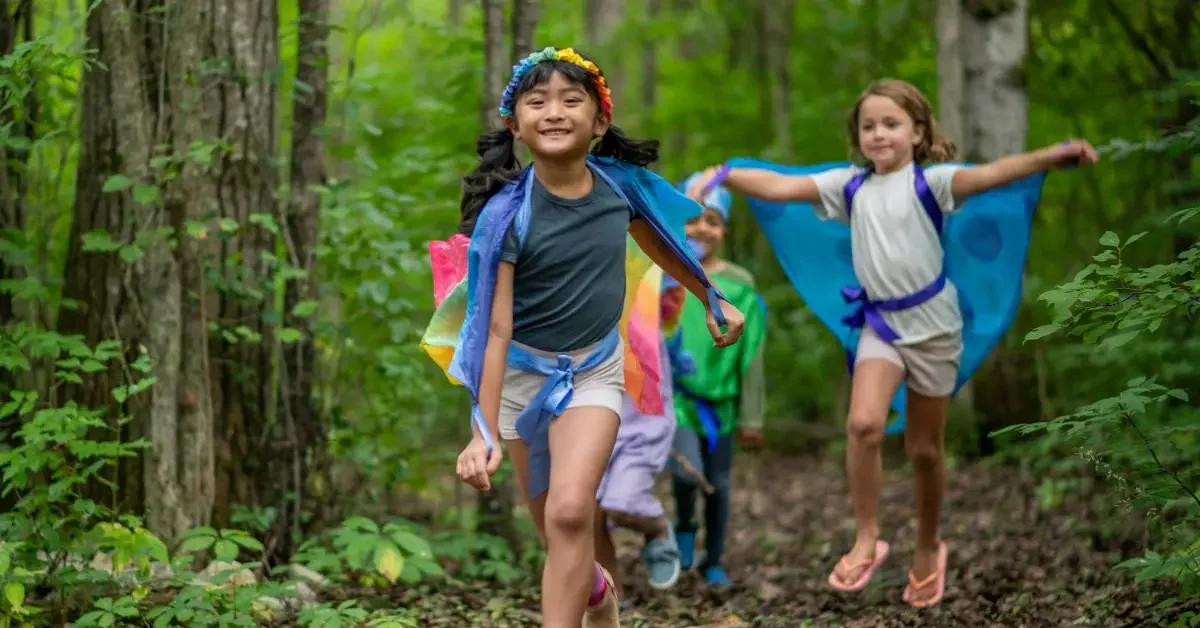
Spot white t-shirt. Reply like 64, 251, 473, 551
810, 162, 965, 345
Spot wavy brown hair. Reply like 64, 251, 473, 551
846, 79, 957, 166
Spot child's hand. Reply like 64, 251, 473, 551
686, 165, 722, 203
456, 436, 502, 491
738, 427, 763, 451
706, 299, 744, 347
1049, 139, 1100, 168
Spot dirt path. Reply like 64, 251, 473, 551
398, 453, 1189, 627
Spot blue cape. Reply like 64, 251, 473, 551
450, 155, 727, 448
728, 158, 1045, 434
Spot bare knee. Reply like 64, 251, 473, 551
846, 412, 885, 447
545, 493, 596, 536
905, 437, 943, 471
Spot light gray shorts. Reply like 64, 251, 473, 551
498, 337, 625, 441
856, 326, 963, 397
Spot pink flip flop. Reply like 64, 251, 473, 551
903, 541, 948, 608
827, 540, 890, 592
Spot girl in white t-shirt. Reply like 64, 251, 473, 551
687, 79, 1098, 607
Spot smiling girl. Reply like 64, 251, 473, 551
687, 79, 1098, 607
439, 47, 745, 627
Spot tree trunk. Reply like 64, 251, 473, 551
639, 0, 658, 134
585, 0, 626, 112
511, 0, 540, 61
764, 0, 794, 160
272, 0, 330, 554
959, 0, 1028, 437
476, 0, 518, 549
448, 0, 463, 28
208, 0, 283, 540
936, 0, 975, 419
62, 0, 322, 549
1, 0, 36, 353
935, 0, 964, 145
960, 0, 1028, 161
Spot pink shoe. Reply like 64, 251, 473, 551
827, 540, 890, 592
903, 541, 948, 608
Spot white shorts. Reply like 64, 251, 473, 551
498, 338, 625, 440
856, 326, 963, 397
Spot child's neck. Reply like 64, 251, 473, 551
701, 256, 725, 273
872, 158, 914, 176
532, 156, 592, 199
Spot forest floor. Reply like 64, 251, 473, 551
342, 453, 1195, 627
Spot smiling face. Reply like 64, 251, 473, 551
854, 94, 922, 173
507, 68, 610, 162
684, 208, 726, 260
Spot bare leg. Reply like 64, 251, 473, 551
593, 510, 623, 598
539, 405, 620, 628
904, 389, 949, 600
832, 359, 904, 585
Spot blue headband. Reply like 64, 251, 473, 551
681, 172, 732, 220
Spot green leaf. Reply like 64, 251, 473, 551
1167, 389, 1189, 402
119, 244, 144, 263
1101, 330, 1139, 350
81, 230, 123, 253
102, 174, 134, 192
1023, 323, 1061, 343
291, 300, 318, 318
1124, 232, 1148, 247
277, 327, 303, 343
178, 536, 215, 554
4, 581, 23, 609
389, 530, 432, 558
214, 539, 239, 561
231, 535, 264, 552
375, 545, 404, 584
133, 184, 160, 206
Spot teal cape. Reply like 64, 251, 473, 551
728, 158, 1045, 434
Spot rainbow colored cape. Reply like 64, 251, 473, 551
728, 158, 1045, 434
421, 156, 724, 446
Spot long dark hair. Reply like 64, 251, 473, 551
458, 51, 660, 235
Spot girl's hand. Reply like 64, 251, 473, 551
1049, 139, 1100, 168
706, 299, 745, 348
456, 436, 502, 491
686, 165, 722, 203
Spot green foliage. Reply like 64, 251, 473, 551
293, 517, 443, 587
1002, 82, 1200, 597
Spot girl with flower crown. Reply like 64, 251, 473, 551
420, 47, 745, 627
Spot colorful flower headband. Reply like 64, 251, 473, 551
497, 47, 614, 119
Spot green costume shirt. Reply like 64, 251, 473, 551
671, 261, 767, 436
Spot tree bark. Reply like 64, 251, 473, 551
959, 0, 1028, 434
475, 0, 519, 550
481, 0, 507, 132
960, 0, 1029, 161
273, 0, 330, 554
585, 0, 626, 112
511, 0, 540, 61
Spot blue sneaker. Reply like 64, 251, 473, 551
641, 523, 681, 590
675, 529, 696, 569
702, 564, 732, 589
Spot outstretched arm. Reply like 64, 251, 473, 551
629, 219, 745, 347
952, 138, 1100, 198
687, 164, 821, 203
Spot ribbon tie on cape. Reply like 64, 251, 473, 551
839, 272, 949, 365
510, 327, 621, 500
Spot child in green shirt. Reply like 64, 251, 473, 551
669, 173, 767, 589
